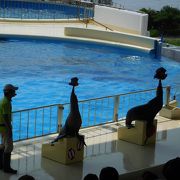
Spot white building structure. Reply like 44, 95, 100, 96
94, 5, 149, 36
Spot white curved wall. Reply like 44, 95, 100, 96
94, 5, 148, 36
64, 27, 156, 50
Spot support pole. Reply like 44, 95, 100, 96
57, 104, 64, 133
165, 86, 171, 107
113, 96, 119, 122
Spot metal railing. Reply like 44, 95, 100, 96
0, 0, 94, 20
12, 104, 64, 141
12, 86, 172, 142
91, 19, 114, 31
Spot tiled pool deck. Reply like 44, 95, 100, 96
0, 115, 179, 180
0, 20, 108, 38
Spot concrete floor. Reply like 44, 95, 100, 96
0, 115, 179, 180
0, 20, 108, 38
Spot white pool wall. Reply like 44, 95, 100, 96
162, 46, 180, 61
94, 5, 149, 36
64, 27, 156, 50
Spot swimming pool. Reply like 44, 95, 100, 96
0, 0, 94, 19
0, 36, 179, 111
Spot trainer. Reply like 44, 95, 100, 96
0, 84, 18, 174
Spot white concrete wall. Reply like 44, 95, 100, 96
94, 5, 148, 36
64, 27, 156, 50
162, 47, 180, 61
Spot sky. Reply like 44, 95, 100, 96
112, 0, 180, 11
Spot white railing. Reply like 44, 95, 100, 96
12, 86, 173, 142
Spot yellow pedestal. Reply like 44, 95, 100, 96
159, 106, 180, 120
118, 120, 157, 145
159, 100, 180, 120
42, 136, 84, 165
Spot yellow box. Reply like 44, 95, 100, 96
118, 120, 157, 145
42, 136, 84, 165
159, 106, 180, 120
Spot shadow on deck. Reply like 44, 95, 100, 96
0, 115, 180, 180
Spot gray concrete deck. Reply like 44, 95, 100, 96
0, 20, 107, 38
0, 115, 179, 180
162, 45, 180, 61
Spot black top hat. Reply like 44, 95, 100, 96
69, 77, 79, 86
154, 67, 167, 80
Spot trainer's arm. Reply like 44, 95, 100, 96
3, 114, 12, 137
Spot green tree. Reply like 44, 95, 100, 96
154, 6, 180, 35
140, 6, 180, 36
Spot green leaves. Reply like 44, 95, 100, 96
139, 6, 180, 36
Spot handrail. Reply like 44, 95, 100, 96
13, 87, 161, 112
13, 104, 63, 113
12, 86, 174, 142
91, 19, 114, 31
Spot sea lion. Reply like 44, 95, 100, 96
51, 77, 85, 145
125, 67, 167, 143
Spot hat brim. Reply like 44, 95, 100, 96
13, 86, 18, 90
69, 82, 79, 86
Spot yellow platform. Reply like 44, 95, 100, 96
118, 120, 157, 145
159, 106, 180, 119
42, 136, 84, 165
159, 100, 180, 120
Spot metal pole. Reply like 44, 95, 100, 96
57, 104, 64, 133
113, 95, 119, 122
165, 86, 171, 107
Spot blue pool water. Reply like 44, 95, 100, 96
0, 36, 180, 111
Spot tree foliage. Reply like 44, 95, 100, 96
139, 6, 180, 36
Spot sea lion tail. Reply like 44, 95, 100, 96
77, 134, 87, 146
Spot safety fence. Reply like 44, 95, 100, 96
12, 86, 174, 142
0, 0, 94, 20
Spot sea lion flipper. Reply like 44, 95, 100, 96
51, 134, 66, 144
77, 134, 87, 146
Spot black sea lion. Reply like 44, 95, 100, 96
52, 77, 86, 145
125, 67, 167, 143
